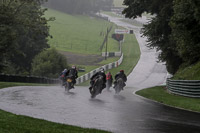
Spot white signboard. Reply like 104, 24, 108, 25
115, 29, 129, 34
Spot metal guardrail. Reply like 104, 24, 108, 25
76, 53, 124, 84
166, 78, 200, 98
76, 39, 124, 85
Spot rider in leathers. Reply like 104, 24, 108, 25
60, 69, 68, 86
113, 70, 127, 89
65, 65, 78, 88
89, 68, 106, 93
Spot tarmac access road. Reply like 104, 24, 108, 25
0, 14, 200, 133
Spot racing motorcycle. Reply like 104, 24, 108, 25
90, 75, 104, 98
114, 78, 124, 94
64, 76, 74, 92
106, 79, 112, 90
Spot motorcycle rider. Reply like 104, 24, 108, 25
65, 65, 78, 88
59, 68, 68, 86
89, 68, 106, 93
113, 70, 127, 89
106, 71, 113, 87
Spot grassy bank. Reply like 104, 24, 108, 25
113, 0, 125, 7
0, 109, 110, 133
108, 34, 140, 75
136, 86, 200, 112
45, 8, 118, 55
79, 33, 140, 86
172, 61, 200, 80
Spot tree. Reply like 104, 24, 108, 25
0, 0, 18, 71
170, 0, 200, 65
31, 48, 68, 78
0, 0, 52, 74
122, 0, 183, 74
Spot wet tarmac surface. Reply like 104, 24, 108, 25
0, 14, 200, 133
0, 86, 200, 133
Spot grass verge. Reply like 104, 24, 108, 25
173, 61, 200, 80
113, 0, 125, 7
107, 34, 140, 76
79, 33, 141, 86
0, 109, 110, 133
77, 57, 119, 77
45, 8, 118, 55
136, 86, 200, 112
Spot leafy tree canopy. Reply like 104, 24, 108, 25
31, 48, 68, 78
170, 0, 200, 64
123, 0, 183, 74
0, 0, 52, 74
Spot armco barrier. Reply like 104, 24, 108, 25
76, 53, 123, 84
0, 74, 60, 84
166, 78, 200, 98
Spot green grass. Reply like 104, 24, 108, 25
136, 86, 200, 112
79, 34, 141, 86
113, 0, 125, 7
173, 61, 200, 80
108, 34, 140, 76
98, 57, 119, 65
77, 65, 100, 76
76, 56, 119, 77
45, 8, 118, 54
102, 25, 120, 53
0, 109, 110, 133
75, 56, 120, 77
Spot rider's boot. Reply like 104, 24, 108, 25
100, 88, 103, 93
113, 83, 116, 88
121, 83, 126, 90
89, 86, 92, 91
100, 84, 106, 93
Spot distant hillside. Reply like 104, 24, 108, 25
45, 8, 118, 55
43, 0, 113, 14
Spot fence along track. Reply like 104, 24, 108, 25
76, 53, 123, 84
167, 78, 200, 98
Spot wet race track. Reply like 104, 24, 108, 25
1, 85, 200, 133
0, 14, 200, 133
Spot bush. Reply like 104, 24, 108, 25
31, 48, 68, 78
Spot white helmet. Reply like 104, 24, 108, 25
100, 68, 105, 73
72, 65, 76, 69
